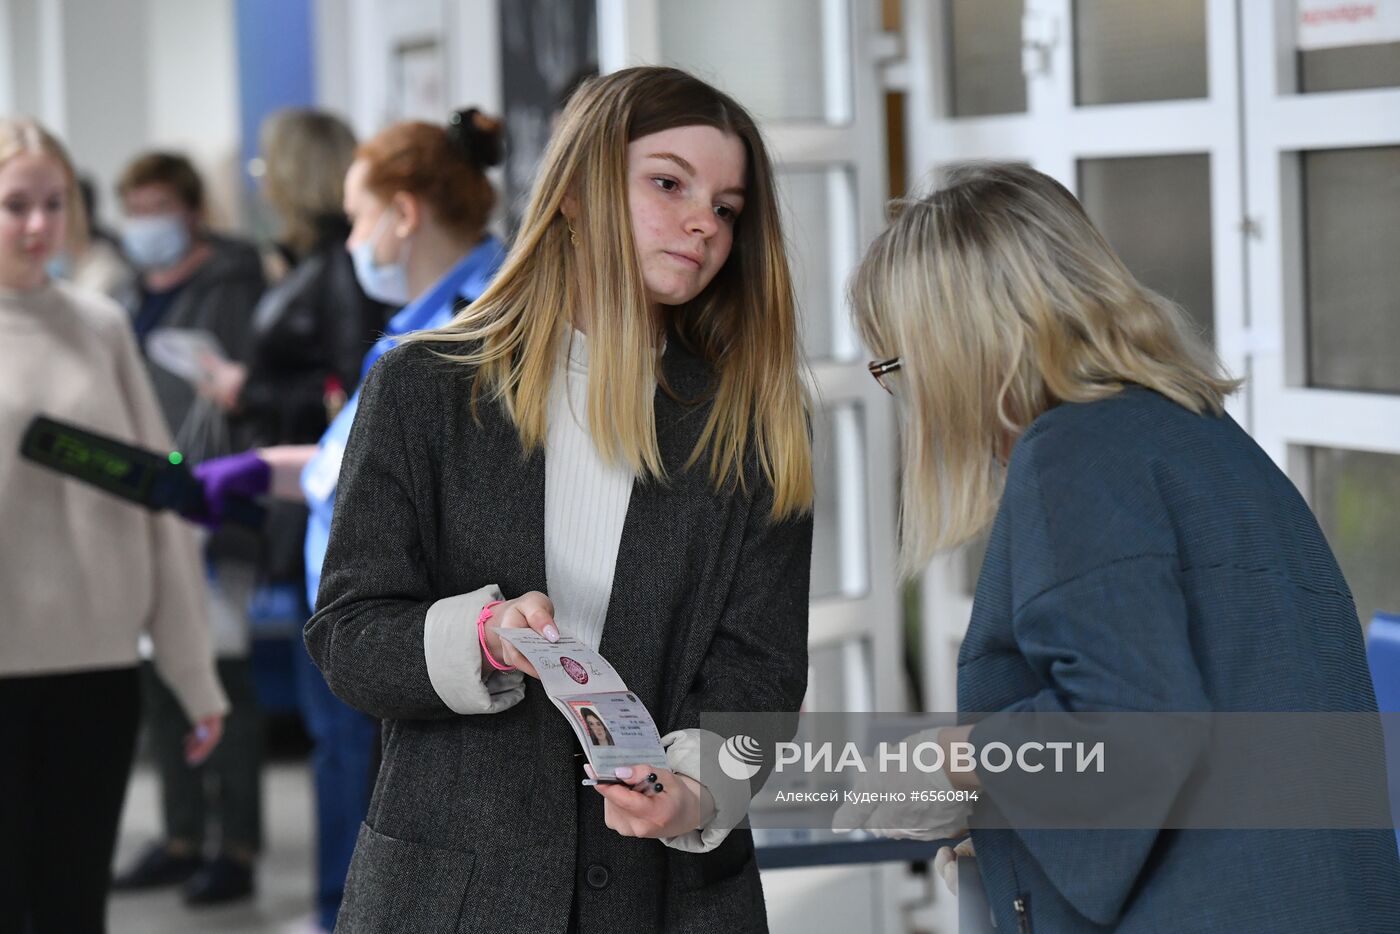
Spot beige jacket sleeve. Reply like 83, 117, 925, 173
422, 585, 526, 714
659, 729, 754, 853
109, 311, 228, 721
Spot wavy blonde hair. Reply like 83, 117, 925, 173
0, 118, 88, 256
407, 67, 813, 519
851, 162, 1241, 573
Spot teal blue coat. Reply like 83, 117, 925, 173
959, 386, 1400, 932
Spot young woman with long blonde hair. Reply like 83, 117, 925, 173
846, 162, 1400, 933
305, 67, 814, 932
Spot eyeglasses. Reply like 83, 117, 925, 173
867, 357, 902, 395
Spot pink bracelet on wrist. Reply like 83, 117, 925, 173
477, 600, 515, 672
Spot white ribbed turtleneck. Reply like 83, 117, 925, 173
544, 328, 635, 650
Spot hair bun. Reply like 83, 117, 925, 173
447, 108, 504, 170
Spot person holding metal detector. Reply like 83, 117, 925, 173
189, 108, 507, 933
0, 118, 228, 934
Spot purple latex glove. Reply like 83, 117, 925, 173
190, 450, 270, 527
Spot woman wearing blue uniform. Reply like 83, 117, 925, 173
192, 108, 506, 932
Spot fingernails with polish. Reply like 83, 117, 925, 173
544, 625, 560, 642
614, 766, 633, 780
196, 726, 209, 740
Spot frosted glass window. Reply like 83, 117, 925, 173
1299, 43, 1400, 93
1074, 0, 1207, 105
1078, 154, 1215, 342
1304, 147, 1400, 393
947, 0, 1027, 117
778, 167, 855, 360
658, 0, 849, 122
1310, 447, 1400, 623
812, 404, 868, 600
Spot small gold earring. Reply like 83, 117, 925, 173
567, 222, 579, 246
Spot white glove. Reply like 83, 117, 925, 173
830, 728, 975, 840
934, 837, 976, 894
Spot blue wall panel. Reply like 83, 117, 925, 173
234, 0, 316, 191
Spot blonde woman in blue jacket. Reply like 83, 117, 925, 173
847, 162, 1400, 932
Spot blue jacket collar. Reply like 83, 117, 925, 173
385, 235, 505, 338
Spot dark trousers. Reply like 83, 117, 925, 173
292, 629, 379, 931
141, 657, 263, 854
0, 666, 141, 934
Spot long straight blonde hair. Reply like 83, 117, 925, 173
0, 118, 88, 257
407, 67, 813, 519
851, 162, 1241, 574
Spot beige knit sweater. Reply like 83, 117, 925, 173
0, 280, 227, 720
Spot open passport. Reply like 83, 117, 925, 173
496, 629, 670, 781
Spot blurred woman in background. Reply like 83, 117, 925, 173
110, 149, 267, 908
0, 117, 226, 934
197, 110, 387, 598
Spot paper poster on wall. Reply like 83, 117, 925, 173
1297, 0, 1400, 49
393, 38, 445, 123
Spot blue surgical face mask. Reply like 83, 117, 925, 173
349, 209, 410, 306
45, 252, 70, 281
121, 214, 191, 270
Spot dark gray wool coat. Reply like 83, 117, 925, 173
305, 337, 812, 933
